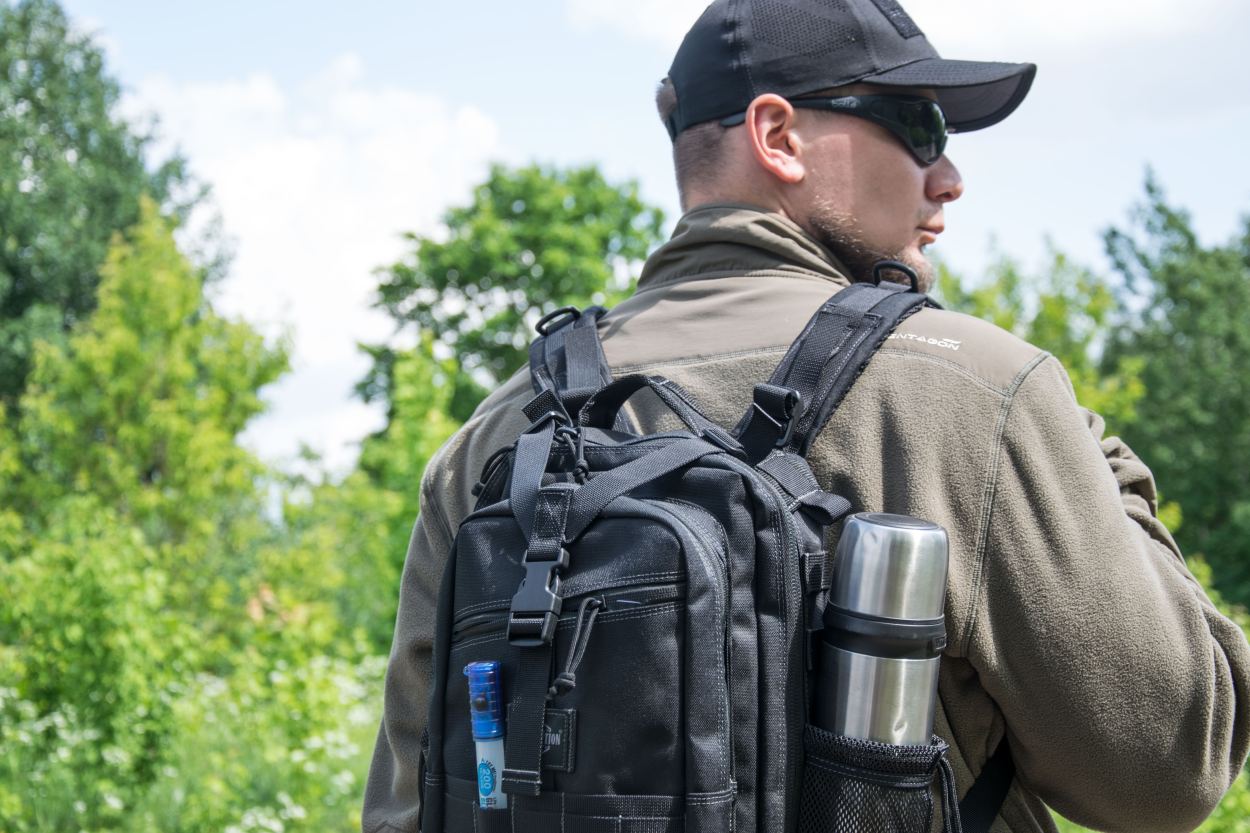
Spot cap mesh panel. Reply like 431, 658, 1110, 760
752, 0, 859, 56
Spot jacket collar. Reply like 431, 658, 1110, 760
637, 203, 854, 292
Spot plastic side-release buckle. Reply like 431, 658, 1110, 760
508, 547, 571, 647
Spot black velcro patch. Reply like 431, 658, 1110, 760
869, 0, 924, 38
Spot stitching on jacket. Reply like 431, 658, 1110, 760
632, 268, 846, 295
421, 477, 456, 553
960, 352, 1051, 657
614, 345, 790, 374
874, 348, 1017, 396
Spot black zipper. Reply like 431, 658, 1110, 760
721, 456, 806, 828
450, 582, 687, 643
654, 501, 736, 787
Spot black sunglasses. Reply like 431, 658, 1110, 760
720, 94, 948, 167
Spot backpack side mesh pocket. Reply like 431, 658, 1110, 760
798, 724, 961, 833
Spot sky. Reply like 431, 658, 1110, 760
58, 0, 1250, 473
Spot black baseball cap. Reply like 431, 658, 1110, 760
665, 0, 1036, 140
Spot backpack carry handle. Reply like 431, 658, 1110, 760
579, 374, 706, 430
579, 374, 742, 451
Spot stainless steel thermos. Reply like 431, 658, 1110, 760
815, 513, 949, 745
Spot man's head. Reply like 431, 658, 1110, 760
660, 0, 1036, 289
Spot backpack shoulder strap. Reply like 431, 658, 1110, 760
735, 280, 936, 462
959, 736, 1015, 833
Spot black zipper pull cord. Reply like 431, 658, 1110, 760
547, 596, 603, 700
571, 427, 589, 484
554, 425, 589, 484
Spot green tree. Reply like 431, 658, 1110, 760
0, 189, 389, 832
278, 337, 462, 652
0, 0, 197, 405
364, 162, 665, 421
14, 198, 287, 642
1103, 176, 1250, 604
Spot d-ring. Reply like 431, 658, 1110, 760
872, 260, 921, 293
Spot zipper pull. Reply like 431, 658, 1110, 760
547, 596, 603, 701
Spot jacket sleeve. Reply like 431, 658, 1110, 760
361, 473, 454, 833
968, 355, 1250, 833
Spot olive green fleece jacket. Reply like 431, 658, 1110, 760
363, 205, 1250, 833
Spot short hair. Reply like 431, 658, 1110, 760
655, 77, 728, 206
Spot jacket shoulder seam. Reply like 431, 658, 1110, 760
633, 268, 843, 293
420, 467, 456, 551
960, 351, 1052, 656
874, 347, 1019, 396
613, 345, 789, 373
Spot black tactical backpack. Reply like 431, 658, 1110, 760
417, 279, 1013, 833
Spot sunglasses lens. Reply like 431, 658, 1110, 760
789, 95, 949, 166
893, 99, 946, 165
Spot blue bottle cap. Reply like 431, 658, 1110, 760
463, 661, 504, 740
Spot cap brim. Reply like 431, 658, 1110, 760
863, 59, 1037, 132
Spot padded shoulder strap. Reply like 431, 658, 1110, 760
736, 281, 935, 461
959, 736, 1015, 833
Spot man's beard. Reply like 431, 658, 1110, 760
807, 204, 935, 292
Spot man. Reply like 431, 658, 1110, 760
363, 1, 1250, 831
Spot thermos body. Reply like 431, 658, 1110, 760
816, 643, 940, 745
816, 513, 949, 746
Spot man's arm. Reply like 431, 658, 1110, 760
970, 355, 1250, 833
361, 474, 453, 833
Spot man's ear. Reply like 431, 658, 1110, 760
745, 94, 806, 185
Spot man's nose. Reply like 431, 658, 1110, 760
927, 154, 964, 204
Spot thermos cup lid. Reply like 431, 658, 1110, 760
830, 513, 949, 621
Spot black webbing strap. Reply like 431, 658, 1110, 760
509, 420, 557, 540
564, 437, 718, 540
959, 736, 1015, 833
503, 482, 576, 797
528, 305, 635, 431
736, 282, 933, 461
529, 306, 607, 394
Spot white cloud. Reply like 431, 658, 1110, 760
565, 0, 704, 50
123, 54, 500, 473
70, 15, 123, 67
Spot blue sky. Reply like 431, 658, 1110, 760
57, 0, 1250, 471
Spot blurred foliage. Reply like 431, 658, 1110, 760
13, 198, 287, 644
363, 162, 665, 421
279, 338, 463, 653
0, 0, 201, 406
0, 200, 377, 831
1101, 174, 1250, 608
